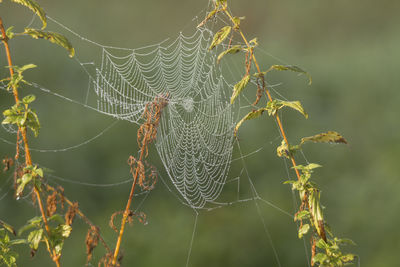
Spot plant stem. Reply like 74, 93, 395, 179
222, 8, 326, 243
222, 9, 302, 182
112, 139, 146, 265
0, 17, 61, 267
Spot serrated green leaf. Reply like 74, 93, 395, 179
230, 74, 250, 104
0, 220, 16, 236
217, 45, 242, 64
294, 210, 310, 221
268, 65, 312, 85
27, 229, 43, 250
10, 0, 47, 29
278, 100, 308, 118
22, 94, 36, 104
234, 107, 266, 136
301, 131, 348, 145
23, 28, 75, 57
209, 26, 231, 50
298, 223, 310, 238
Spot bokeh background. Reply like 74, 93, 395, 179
1, 0, 399, 266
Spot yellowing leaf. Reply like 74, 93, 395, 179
279, 100, 308, 118
266, 100, 308, 118
217, 45, 242, 64
234, 107, 267, 136
230, 74, 250, 104
209, 26, 231, 50
301, 131, 348, 145
267, 65, 312, 85
11, 0, 47, 29
23, 28, 75, 57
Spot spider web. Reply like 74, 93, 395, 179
92, 28, 234, 208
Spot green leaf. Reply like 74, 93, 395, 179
6, 26, 15, 40
278, 100, 308, 118
313, 253, 328, 264
0, 220, 16, 236
267, 65, 312, 85
209, 26, 231, 50
230, 74, 250, 104
22, 94, 36, 104
16, 173, 33, 196
23, 28, 75, 57
13, 64, 37, 73
276, 140, 290, 159
293, 163, 322, 172
316, 238, 329, 250
232, 16, 244, 30
27, 229, 43, 251
301, 131, 348, 145
294, 210, 310, 221
217, 45, 242, 64
48, 214, 64, 224
234, 107, 267, 136
18, 217, 42, 236
10, 0, 47, 29
341, 253, 356, 262
298, 223, 310, 239
9, 239, 27, 246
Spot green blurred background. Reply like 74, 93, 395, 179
1, 0, 399, 266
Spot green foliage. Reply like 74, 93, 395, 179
2, 95, 41, 137
230, 74, 250, 104
15, 165, 43, 197
0, 222, 26, 267
217, 45, 242, 64
314, 238, 357, 266
209, 26, 231, 50
265, 99, 308, 118
0, 64, 36, 90
234, 107, 266, 136
23, 28, 75, 57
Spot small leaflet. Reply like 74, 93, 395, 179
234, 107, 266, 136
217, 45, 242, 64
230, 74, 250, 104
209, 26, 231, 50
